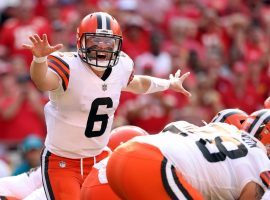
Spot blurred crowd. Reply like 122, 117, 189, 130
1, 0, 270, 176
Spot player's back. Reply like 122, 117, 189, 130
131, 121, 270, 200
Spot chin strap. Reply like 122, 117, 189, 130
101, 68, 112, 81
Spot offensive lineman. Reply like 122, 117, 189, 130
107, 121, 270, 200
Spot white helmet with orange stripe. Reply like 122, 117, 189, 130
77, 12, 122, 71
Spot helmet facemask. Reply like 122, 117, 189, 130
78, 33, 122, 70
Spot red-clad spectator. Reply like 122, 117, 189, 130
221, 0, 250, 16
199, 8, 231, 58
122, 92, 174, 134
135, 31, 172, 78
0, 62, 12, 137
0, 0, 52, 67
247, 55, 270, 104
136, 0, 172, 28
243, 26, 268, 64
175, 74, 224, 125
201, 0, 251, 16
121, 15, 150, 59
202, 0, 229, 15
220, 61, 264, 113
0, 68, 46, 144
223, 13, 250, 63
164, 17, 204, 61
163, 0, 201, 33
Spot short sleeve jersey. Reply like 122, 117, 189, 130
44, 51, 134, 158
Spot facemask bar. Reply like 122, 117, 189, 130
78, 33, 122, 68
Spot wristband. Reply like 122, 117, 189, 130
144, 77, 170, 94
33, 56, 47, 63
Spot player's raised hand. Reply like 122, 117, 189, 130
169, 69, 191, 97
22, 34, 63, 57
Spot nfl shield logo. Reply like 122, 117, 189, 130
59, 161, 66, 168
102, 84, 107, 91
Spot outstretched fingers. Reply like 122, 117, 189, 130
22, 44, 33, 50
29, 35, 38, 44
41, 33, 63, 51
180, 86, 191, 97
175, 69, 181, 78
33, 34, 42, 43
42, 34, 48, 44
52, 44, 64, 51
169, 69, 181, 80
22, 33, 63, 56
179, 72, 191, 97
179, 72, 190, 82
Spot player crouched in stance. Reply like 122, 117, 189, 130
106, 121, 270, 200
80, 125, 148, 200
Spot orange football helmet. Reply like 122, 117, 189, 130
108, 126, 148, 151
242, 109, 270, 146
211, 108, 248, 129
77, 12, 122, 69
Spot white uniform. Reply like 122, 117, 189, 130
0, 167, 44, 199
45, 51, 133, 158
131, 122, 270, 200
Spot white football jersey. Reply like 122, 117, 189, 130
45, 51, 134, 158
132, 121, 270, 200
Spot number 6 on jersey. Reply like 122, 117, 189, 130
85, 97, 113, 138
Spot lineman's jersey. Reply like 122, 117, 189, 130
45, 51, 134, 158
132, 121, 270, 200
